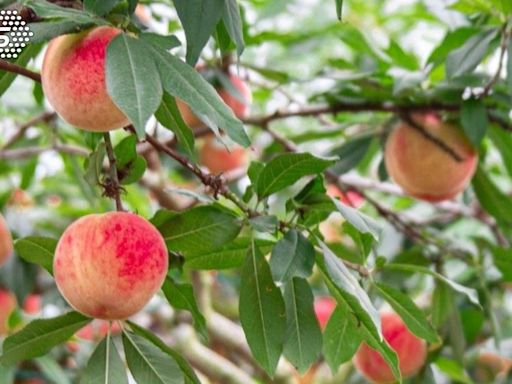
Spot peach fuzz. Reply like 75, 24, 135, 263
41, 26, 130, 132
385, 113, 477, 202
314, 296, 336, 329
54, 212, 168, 320
0, 289, 16, 335
200, 135, 249, 174
0, 214, 13, 267
177, 72, 252, 128
354, 312, 427, 383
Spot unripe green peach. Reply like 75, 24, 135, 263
42, 26, 130, 132
385, 113, 477, 202
54, 212, 168, 320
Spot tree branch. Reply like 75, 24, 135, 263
2, 111, 57, 149
0, 60, 41, 82
103, 132, 124, 212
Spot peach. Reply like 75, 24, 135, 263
199, 135, 248, 174
23, 294, 42, 315
326, 184, 364, 208
54, 212, 168, 320
314, 296, 336, 330
0, 214, 13, 267
385, 113, 477, 202
41, 26, 130, 132
76, 319, 122, 341
177, 72, 252, 128
0, 289, 16, 335
354, 312, 427, 383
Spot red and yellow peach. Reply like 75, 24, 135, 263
0, 214, 13, 267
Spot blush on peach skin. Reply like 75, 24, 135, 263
42, 26, 130, 132
54, 212, 168, 320
0, 214, 13, 267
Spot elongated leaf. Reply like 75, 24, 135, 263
374, 283, 439, 343
222, 0, 245, 56
460, 98, 488, 147
323, 305, 362, 372
472, 167, 512, 225
123, 331, 184, 384
157, 206, 242, 255
173, 0, 224, 65
491, 247, 512, 282
36, 356, 71, 384
256, 153, 336, 198
335, 0, 343, 20
0, 312, 91, 365
446, 29, 498, 78
24, 0, 98, 22
81, 336, 129, 384
28, 20, 93, 45
14, 236, 56, 275
269, 229, 315, 283
283, 278, 322, 373
106, 34, 163, 136
84, 0, 119, 16
147, 44, 249, 147
508, 39, 512, 98
185, 237, 274, 270
162, 278, 207, 340
239, 239, 287, 376
318, 243, 401, 382
331, 197, 381, 240
330, 135, 373, 174
488, 125, 512, 177
384, 263, 480, 306
128, 322, 200, 384
155, 92, 195, 159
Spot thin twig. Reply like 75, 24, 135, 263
2, 112, 57, 149
0, 60, 41, 82
0, 143, 88, 159
482, 22, 511, 97
103, 132, 124, 212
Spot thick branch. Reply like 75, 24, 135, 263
0, 60, 41, 82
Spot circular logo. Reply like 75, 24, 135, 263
0, 9, 33, 60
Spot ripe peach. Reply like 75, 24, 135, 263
0, 214, 13, 267
0, 289, 16, 334
314, 296, 336, 330
134, 4, 151, 25
7, 188, 33, 208
54, 212, 168, 320
76, 319, 122, 341
41, 26, 130, 132
326, 184, 364, 208
385, 113, 477, 202
354, 312, 427, 383
199, 135, 248, 174
23, 294, 42, 315
177, 72, 252, 128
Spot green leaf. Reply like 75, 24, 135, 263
81, 335, 129, 384
84, 142, 106, 187
28, 20, 93, 45
83, 0, 119, 16
434, 357, 473, 384
323, 305, 362, 373
427, 27, 479, 67
331, 197, 381, 240
23, 0, 98, 23
155, 92, 195, 159
106, 34, 163, 136
384, 264, 480, 306
256, 153, 336, 198
472, 166, 512, 225
127, 322, 200, 384
114, 135, 147, 185
147, 45, 249, 147
157, 206, 242, 256
123, 331, 184, 384
14, 237, 56, 275
374, 283, 439, 343
248, 161, 265, 185
249, 215, 279, 233
222, 0, 245, 56
491, 247, 512, 282
239, 239, 286, 376
162, 278, 207, 340
0, 45, 42, 98
185, 237, 274, 270
329, 135, 374, 174
460, 98, 488, 147
140, 33, 181, 50
172, 0, 224, 65
318, 243, 401, 382
335, 0, 343, 20
283, 278, 322, 373
508, 38, 512, 99
269, 229, 315, 283
0, 312, 91, 365
488, 125, 512, 177
36, 356, 71, 384
445, 29, 498, 79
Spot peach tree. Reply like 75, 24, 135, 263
0, 0, 511, 383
